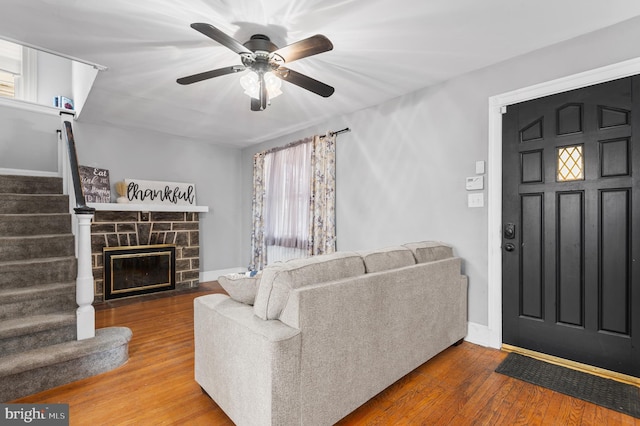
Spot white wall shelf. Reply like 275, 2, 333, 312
87, 202, 209, 213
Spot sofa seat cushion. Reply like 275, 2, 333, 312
254, 251, 365, 320
218, 272, 261, 305
358, 246, 416, 273
403, 241, 453, 263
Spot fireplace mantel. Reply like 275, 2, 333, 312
87, 202, 209, 213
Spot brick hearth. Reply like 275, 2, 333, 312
91, 210, 200, 302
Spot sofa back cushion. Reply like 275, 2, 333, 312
358, 246, 416, 273
403, 241, 453, 263
254, 251, 365, 320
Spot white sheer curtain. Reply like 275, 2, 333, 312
263, 139, 312, 263
250, 133, 337, 269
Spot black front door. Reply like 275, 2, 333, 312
502, 76, 640, 377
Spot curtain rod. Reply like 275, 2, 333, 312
260, 127, 352, 155
320, 127, 351, 138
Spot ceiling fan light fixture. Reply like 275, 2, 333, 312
178, 24, 334, 110
240, 71, 282, 100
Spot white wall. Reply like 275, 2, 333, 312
241, 89, 489, 324
36, 50, 72, 107
241, 16, 640, 335
0, 50, 73, 173
72, 122, 244, 274
0, 104, 59, 172
0, 104, 244, 274
72, 61, 99, 117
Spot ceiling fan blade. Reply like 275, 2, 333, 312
177, 65, 245, 85
191, 23, 253, 56
272, 35, 333, 63
274, 67, 334, 97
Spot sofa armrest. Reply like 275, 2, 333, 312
194, 294, 301, 426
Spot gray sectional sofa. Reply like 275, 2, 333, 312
194, 241, 468, 425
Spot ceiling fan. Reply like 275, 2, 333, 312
177, 23, 335, 111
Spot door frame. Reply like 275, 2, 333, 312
486, 56, 640, 349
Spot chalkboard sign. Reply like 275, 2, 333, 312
79, 166, 111, 203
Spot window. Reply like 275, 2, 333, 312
0, 69, 14, 97
557, 145, 584, 181
0, 39, 21, 98
0, 38, 37, 102
251, 134, 337, 270
263, 141, 312, 263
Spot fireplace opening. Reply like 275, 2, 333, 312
104, 244, 176, 300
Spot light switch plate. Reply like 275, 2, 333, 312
466, 176, 484, 190
468, 193, 484, 208
476, 160, 485, 174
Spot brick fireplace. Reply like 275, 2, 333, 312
90, 210, 200, 302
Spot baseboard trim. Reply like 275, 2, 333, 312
0, 168, 59, 177
501, 344, 640, 387
465, 322, 498, 348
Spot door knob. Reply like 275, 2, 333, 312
504, 243, 515, 252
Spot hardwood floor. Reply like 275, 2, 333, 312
12, 282, 640, 425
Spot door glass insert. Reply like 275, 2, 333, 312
557, 145, 584, 181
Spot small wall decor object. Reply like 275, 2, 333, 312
124, 178, 196, 206
53, 96, 74, 110
61, 96, 74, 110
79, 166, 111, 203
115, 181, 129, 203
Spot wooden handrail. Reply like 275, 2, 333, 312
61, 119, 94, 214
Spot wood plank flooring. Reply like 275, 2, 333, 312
11, 282, 640, 425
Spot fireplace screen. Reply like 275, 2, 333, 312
104, 244, 176, 300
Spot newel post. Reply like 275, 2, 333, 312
60, 113, 96, 340
75, 208, 95, 340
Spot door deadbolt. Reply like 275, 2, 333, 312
504, 243, 515, 252
504, 223, 516, 239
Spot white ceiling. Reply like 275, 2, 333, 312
2, 0, 640, 147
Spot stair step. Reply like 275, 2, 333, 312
0, 175, 63, 195
0, 314, 76, 358
0, 234, 75, 262
0, 326, 132, 402
0, 193, 69, 214
0, 282, 76, 321
0, 281, 75, 303
0, 313, 76, 340
0, 213, 71, 236
0, 256, 76, 289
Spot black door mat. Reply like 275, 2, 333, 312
495, 352, 640, 418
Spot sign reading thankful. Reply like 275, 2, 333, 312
124, 179, 196, 206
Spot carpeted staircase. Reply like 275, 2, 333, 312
0, 174, 131, 402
